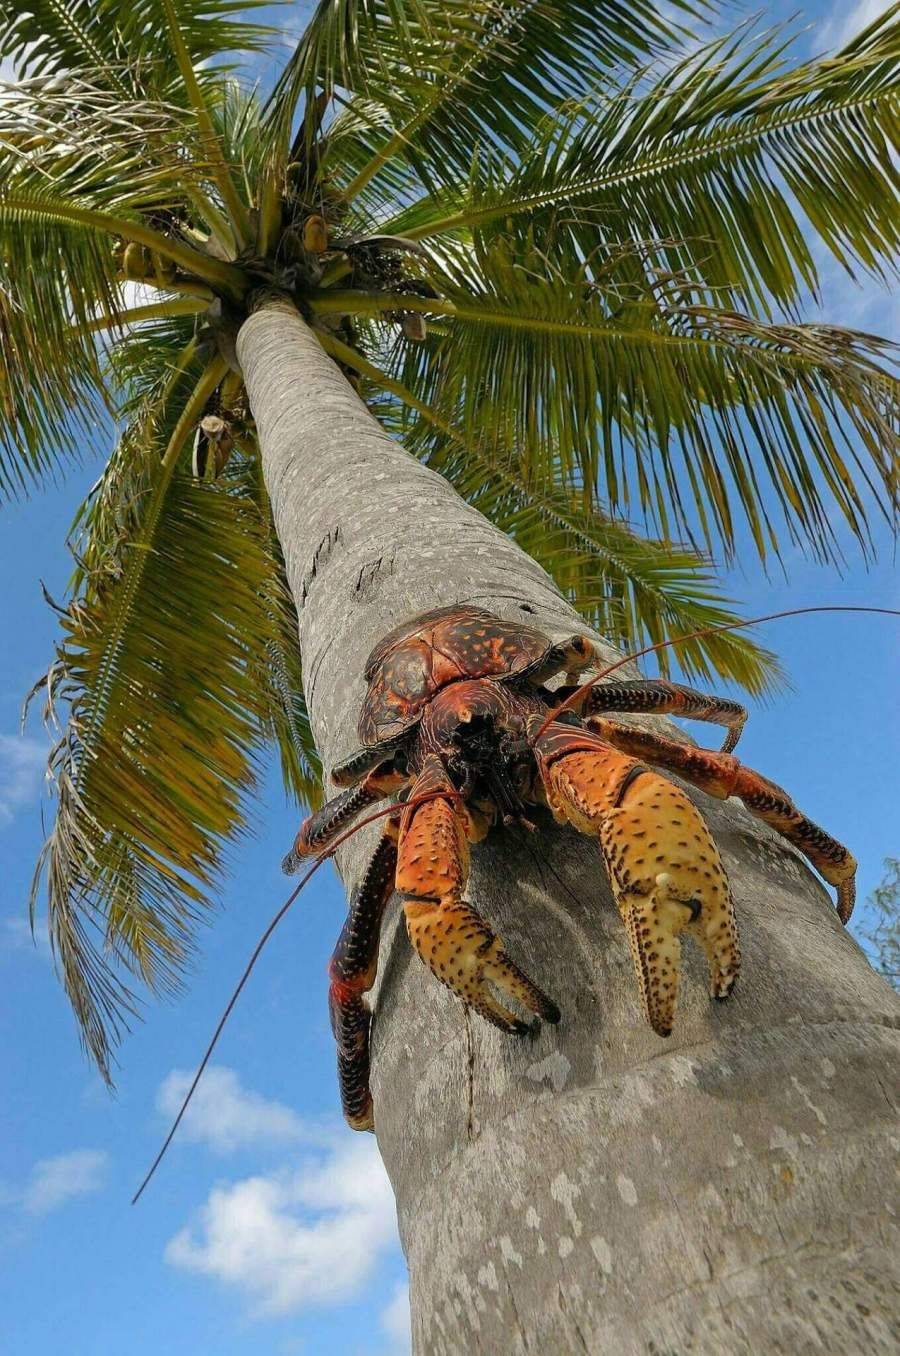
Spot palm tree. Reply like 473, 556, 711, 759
2, 1, 898, 1348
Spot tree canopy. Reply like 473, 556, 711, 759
0, 0, 897, 1074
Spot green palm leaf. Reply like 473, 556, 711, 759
0, 0, 274, 89
328, 333, 783, 694
319, 252, 898, 562
267, 0, 700, 186
385, 10, 900, 312
29, 356, 319, 1076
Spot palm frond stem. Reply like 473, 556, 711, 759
159, 0, 251, 247
161, 354, 228, 470
397, 85, 900, 242
2, 193, 246, 294
74, 297, 209, 336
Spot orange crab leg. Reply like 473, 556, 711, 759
397, 754, 560, 1034
554, 678, 747, 753
585, 717, 857, 923
529, 717, 740, 1038
328, 824, 399, 1131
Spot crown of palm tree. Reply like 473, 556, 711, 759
1, 0, 897, 1076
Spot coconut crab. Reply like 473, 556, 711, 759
284, 605, 856, 1131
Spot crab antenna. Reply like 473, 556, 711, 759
131, 789, 460, 1205
533, 604, 900, 743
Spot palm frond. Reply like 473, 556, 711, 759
322, 330, 783, 695
267, 0, 701, 178
0, 0, 274, 91
385, 11, 900, 312
157, 0, 251, 245
0, 73, 247, 247
327, 247, 898, 563
0, 184, 236, 495
340, 0, 702, 202
0, 185, 123, 496
28, 354, 319, 1078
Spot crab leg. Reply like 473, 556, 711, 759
397, 754, 560, 1034
328, 825, 399, 1131
585, 717, 857, 923
282, 761, 406, 873
530, 717, 740, 1037
554, 679, 747, 753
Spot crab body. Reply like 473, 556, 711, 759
286, 606, 856, 1131
355, 604, 590, 745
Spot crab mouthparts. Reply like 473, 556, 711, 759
453, 716, 535, 829
484, 756, 536, 831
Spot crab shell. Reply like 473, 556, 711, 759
357, 604, 556, 744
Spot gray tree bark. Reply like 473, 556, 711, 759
238, 300, 900, 1356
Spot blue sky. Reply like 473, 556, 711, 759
0, 3, 897, 1354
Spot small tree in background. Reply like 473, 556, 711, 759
859, 858, 900, 989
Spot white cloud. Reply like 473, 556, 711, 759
0, 734, 45, 825
156, 1066, 310, 1154
2, 915, 52, 959
22, 1150, 108, 1215
165, 1137, 400, 1316
821, 0, 886, 50
380, 1282, 412, 1355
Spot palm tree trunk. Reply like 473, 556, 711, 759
238, 299, 900, 1356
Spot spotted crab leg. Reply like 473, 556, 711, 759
282, 762, 406, 874
529, 716, 740, 1037
397, 754, 560, 1034
585, 717, 857, 923
328, 824, 399, 1131
554, 678, 747, 753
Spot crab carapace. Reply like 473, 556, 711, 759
285, 605, 856, 1131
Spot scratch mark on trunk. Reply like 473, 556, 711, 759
355, 553, 395, 599
306, 633, 337, 706
507, 1279, 530, 1351
557, 1286, 590, 1353
300, 525, 342, 604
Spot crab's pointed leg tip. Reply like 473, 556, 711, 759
281, 848, 300, 876
711, 971, 739, 1001
512, 1019, 532, 1037
543, 999, 562, 1025
837, 879, 855, 925
345, 1101, 375, 1133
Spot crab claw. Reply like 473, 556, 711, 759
531, 718, 740, 1036
597, 769, 741, 1035
397, 754, 560, 1033
404, 899, 560, 1033
618, 871, 739, 1038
